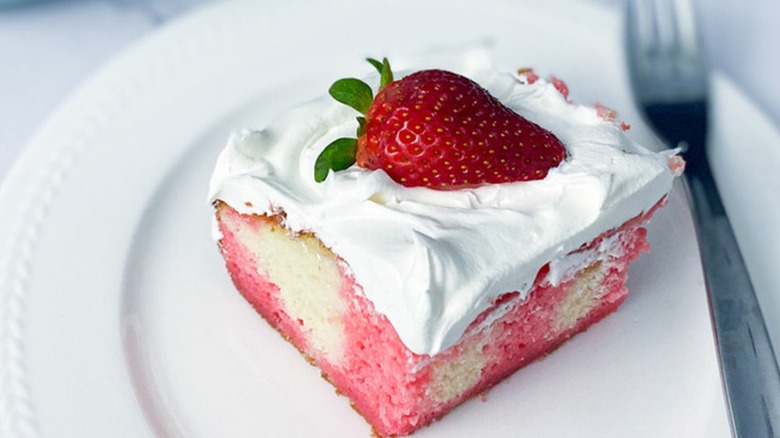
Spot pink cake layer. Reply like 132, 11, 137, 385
215, 200, 663, 436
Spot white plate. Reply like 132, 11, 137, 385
0, 0, 753, 436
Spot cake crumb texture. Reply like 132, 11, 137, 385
214, 200, 659, 436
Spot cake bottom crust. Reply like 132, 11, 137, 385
214, 201, 659, 437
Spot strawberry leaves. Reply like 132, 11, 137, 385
314, 58, 394, 183
328, 79, 373, 114
314, 138, 357, 183
367, 57, 394, 89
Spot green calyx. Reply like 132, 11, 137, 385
328, 78, 373, 114
367, 57, 394, 89
313, 138, 357, 183
314, 57, 394, 183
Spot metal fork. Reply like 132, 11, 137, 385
626, 0, 780, 436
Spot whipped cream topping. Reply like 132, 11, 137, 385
209, 54, 678, 356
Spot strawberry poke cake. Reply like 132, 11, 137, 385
209, 54, 682, 436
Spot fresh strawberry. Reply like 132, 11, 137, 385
315, 59, 567, 189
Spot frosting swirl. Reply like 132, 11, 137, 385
209, 57, 677, 356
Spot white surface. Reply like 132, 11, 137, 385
709, 74, 780, 357
0, 0, 215, 180
0, 1, 740, 436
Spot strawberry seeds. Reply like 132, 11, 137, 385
315, 58, 567, 190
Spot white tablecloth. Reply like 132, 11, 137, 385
0, 0, 214, 179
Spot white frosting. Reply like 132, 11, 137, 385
209, 56, 677, 356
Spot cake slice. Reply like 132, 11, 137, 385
209, 56, 681, 436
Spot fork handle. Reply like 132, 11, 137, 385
686, 170, 780, 437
